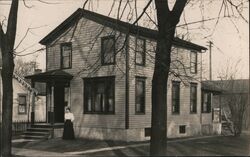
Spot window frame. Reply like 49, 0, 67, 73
135, 38, 146, 66
190, 83, 197, 114
101, 35, 116, 65
201, 91, 212, 113
60, 42, 72, 69
179, 125, 186, 134
18, 94, 27, 114
135, 77, 146, 114
190, 51, 197, 74
172, 81, 180, 114
83, 76, 115, 114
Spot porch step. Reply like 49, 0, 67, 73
21, 134, 49, 140
23, 131, 50, 136
21, 123, 63, 140
31, 123, 64, 128
27, 128, 51, 132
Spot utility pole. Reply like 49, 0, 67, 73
207, 41, 213, 80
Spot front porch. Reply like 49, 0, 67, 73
25, 70, 73, 126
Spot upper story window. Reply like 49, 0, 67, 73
190, 51, 197, 73
135, 77, 146, 114
135, 38, 146, 66
202, 92, 211, 113
84, 77, 115, 114
18, 94, 27, 114
172, 81, 180, 114
60, 42, 72, 69
101, 36, 115, 65
190, 83, 197, 113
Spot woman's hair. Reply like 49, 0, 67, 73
66, 107, 70, 111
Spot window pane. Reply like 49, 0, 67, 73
190, 51, 197, 73
84, 77, 115, 113
190, 84, 197, 113
19, 105, 26, 113
62, 56, 70, 68
94, 94, 102, 111
136, 79, 145, 113
19, 96, 26, 105
102, 37, 115, 64
136, 39, 145, 65
61, 43, 72, 68
172, 82, 180, 113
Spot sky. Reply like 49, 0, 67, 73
0, 0, 249, 80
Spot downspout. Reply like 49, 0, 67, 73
125, 36, 129, 129
200, 51, 203, 133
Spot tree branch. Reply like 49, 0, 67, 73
171, 0, 187, 25
0, 23, 5, 49
6, 0, 19, 50
132, 0, 153, 25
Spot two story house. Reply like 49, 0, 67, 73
26, 8, 216, 141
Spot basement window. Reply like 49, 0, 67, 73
179, 125, 186, 134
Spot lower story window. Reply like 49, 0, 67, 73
202, 92, 211, 113
179, 125, 186, 134
135, 77, 146, 114
18, 94, 27, 114
84, 76, 115, 114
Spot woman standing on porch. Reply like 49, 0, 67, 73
62, 107, 75, 140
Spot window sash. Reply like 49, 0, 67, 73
135, 38, 146, 65
135, 78, 146, 114
190, 51, 197, 73
172, 81, 180, 114
84, 77, 115, 114
202, 92, 211, 113
190, 84, 197, 113
101, 36, 115, 65
18, 95, 27, 114
61, 43, 72, 69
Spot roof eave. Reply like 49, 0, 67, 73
39, 8, 207, 52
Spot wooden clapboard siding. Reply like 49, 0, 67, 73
45, 13, 210, 134
46, 18, 127, 129
127, 35, 205, 131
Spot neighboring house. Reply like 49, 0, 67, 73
26, 8, 219, 141
0, 53, 46, 123
203, 79, 249, 133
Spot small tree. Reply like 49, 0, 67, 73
218, 78, 248, 136
218, 62, 248, 136
14, 58, 38, 78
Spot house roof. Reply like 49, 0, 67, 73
40, 8, 207, 52
25, 70, 73, 83
202, 79, 249, 94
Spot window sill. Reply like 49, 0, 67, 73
190, 112, 197, 114
83, 112, 115, 115
135, 112, 145, 115
172, 113, 180, 115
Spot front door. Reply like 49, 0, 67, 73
54, 84, 65, 123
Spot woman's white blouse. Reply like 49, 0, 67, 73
64, 112, 74, 122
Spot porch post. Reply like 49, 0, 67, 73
31, 82, 35, 124
51, 84, 55, 138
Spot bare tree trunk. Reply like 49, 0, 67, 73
150, 0, 186, 156
0, 0, 19, 156
1, 46, 14, 157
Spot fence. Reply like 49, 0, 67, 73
12, 120, 30, 135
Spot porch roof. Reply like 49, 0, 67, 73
201, 81, 222, 94
25, 70, 73, 83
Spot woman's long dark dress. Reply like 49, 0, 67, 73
62, 120, 75, 140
